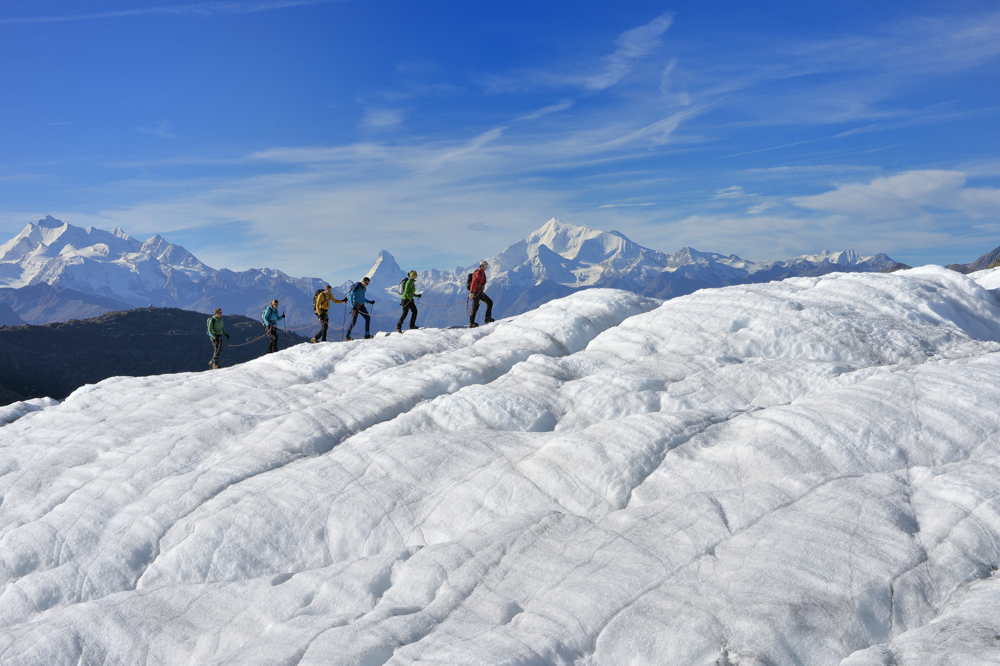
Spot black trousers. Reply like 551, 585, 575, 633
210, 336, 223, 365
266, 325, 279, 353
315, 312, 329, 341
347, 305, 370, 337
397, 300, 418, 329
470, 292, 493, 323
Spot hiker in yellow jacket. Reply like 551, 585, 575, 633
311, 285, 346, 343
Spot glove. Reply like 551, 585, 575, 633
416, 293, 422, 298
225, 333, 230, 339
370, 300, 375, 304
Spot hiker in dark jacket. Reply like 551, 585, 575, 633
346, 277, 375, 340
396, 270, 422, 333
207, 308, 229, 369
262, 299, 285, 353
469, 260, 494, 328
312, 285, 346, 343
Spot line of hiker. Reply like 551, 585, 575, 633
308, 262, 494, 340
205, 260, 497, 368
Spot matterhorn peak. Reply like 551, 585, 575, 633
365, 250, 405, 281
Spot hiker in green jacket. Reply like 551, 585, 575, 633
207, 308, 229, 369
396, 270, 422, 333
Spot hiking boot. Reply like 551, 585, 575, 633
395, 327, 402, 334
345, 335, 352, 341
309, 337, 317, 343
469, 322, 479, 328
409, 325, 419, 330
364, 334, 372, 339
485, 318, 495, 324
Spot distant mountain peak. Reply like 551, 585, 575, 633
365, 250, 405, 281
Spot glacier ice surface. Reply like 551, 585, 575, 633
3, 269, 1000, 664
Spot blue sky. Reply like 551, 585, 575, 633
1, 0, 999, 282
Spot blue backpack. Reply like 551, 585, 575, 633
349, 282, 364, 307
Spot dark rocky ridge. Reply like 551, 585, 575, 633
945, 245, 1000, 274
0, 307, 310, 404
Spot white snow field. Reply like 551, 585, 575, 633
4, 267, 1000, 665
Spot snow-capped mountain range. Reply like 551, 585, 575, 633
351, 218, 895, 330
0, 216, 326, 325
1, 216, 895, 328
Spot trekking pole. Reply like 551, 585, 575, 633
342, 302, 347, 342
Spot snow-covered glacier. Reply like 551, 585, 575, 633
3, 266, 1000, 665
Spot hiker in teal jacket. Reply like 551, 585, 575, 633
262, 299, 285, 353
207, 308, 229, 369
396, 271, 422, 333
346, 278, 374, 340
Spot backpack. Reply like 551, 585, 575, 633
398, 278, 408, 296
260, 307, 269, 326
313, 288, 324, 312
349, 282, 363, 306
466, 273, 474, 291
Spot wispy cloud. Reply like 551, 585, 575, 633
598, 202, 656, 209
136, 121, 179, 139
747, 202, 776, 215
597, 102, 711, 150
515, 100, 574, 122
783, 12, 1000, 78
0, 0, 331, 25
792, 170, 1000, 221
585, 12, 674, 91
426, 127, 506, 169
479, 11, 674, 95
360, 109, 405, 129
666, 11, 1000, 134
659, 58, 691, 106
713, 186, 748, 200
